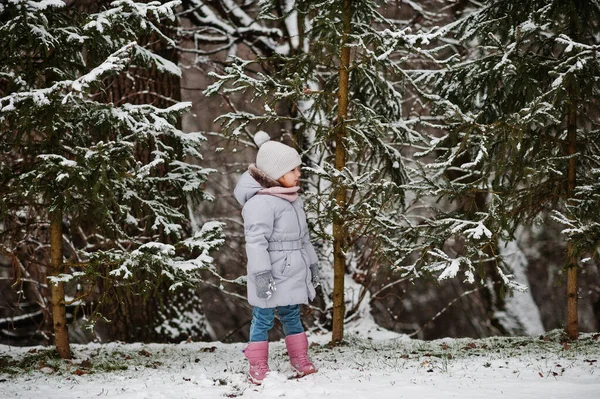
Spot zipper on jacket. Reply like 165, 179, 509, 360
281, 254, 290, 274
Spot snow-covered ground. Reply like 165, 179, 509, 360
1, 324, 599, 399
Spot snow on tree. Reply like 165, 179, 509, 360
406, 0, 600, 339
0, 0, 223, 356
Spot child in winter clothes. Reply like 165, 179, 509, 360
233, 131, 320, 384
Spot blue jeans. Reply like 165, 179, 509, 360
249, 305, 304, 342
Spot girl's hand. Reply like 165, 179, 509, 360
255, 271, 276, 299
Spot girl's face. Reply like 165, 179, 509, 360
278, 166, 301, 187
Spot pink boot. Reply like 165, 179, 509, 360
285, 332, 317, 376
243, 341, 270, 384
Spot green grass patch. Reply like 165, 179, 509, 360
0, 348, 62, 375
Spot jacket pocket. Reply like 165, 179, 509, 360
280, 253, 290, 275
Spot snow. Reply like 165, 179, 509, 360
21, 0, 65, 11
184, 0, 278, 55
463, 221, 492, 240
1, 323, 599, 399
47, 272, 85, 285
71, 42, 135, 92
37, 154, 77, 167
283, 0, 299, 50
108, 262, 133, 279
499, 238, 545, 336
134, 46, 183, 77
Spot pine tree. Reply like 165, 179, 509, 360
201, 0, 454, 343
0, 0, 223, 356
408, 0, 600, 340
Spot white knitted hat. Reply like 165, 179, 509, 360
254, 131, 301, 180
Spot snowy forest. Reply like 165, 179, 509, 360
1, 0, 600, 363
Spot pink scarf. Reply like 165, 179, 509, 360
258, 186, 300, 202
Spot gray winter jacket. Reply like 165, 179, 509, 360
234, 165, 319, 308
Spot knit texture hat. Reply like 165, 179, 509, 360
254, 131, 301, 180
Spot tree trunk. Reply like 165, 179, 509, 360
331, 0, 352, 345
565, 95, 578, 340
49, 209, 71, 359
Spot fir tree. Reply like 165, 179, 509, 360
0, 0, 223, 356
408, 0, 600, 339
200, 0, 453, 343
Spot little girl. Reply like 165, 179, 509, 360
234, 131, 320, 384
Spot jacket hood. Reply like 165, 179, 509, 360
234, 165, 281, 206
234, 171, 262, 206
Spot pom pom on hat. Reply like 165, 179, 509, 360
254, 131, 271, 148
254, 132, 302, 180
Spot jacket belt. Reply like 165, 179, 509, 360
267, 239, 303, 251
